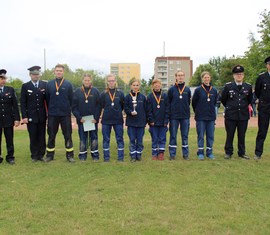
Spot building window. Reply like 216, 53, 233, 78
169, 61, 173, 64
176, 61, 181, 64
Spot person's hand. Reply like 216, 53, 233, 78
131, 111, 137, 116
14, 121, 20, 127
92, 119, 97, 123
80, 118, 85, 123
150, 122, 154, 126
22, 118, 28, 124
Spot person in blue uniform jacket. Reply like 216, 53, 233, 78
45, 64, 75, 163
124, 78, 147, 162
147, 78, 169, 161
192, 71, 218, 160
100, 74, 125, 162
72, 74, 101, 161
168, 70, 191, 160
221, 65, 253, 160
20, 66, 47, 162
0, 69, 20, 164
254, 56, 270, 160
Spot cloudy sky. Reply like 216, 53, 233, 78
1, 0, 268, 82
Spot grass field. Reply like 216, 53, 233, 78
1, 127, 270, 234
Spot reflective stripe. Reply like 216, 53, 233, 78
136, 151, 142, 154
169, 145, 177, 148
118, 148, 124, 151
91, 150, 99, 153
198, 148, 204, 150
159, 148, 165, 150
79, 151, 87, 154
66, 147, 74, 152
130, 151, 136, 154
103, 148, 110, 151
152, 148, 158, 151
206, 147, 212, 150
46, 147, 55, 152
182, 145, 188, 148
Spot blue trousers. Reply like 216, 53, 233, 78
169, 119, 190, 157
78, 123, 99, 160
127, 126, 145, 160
102, 124, 124, 161
149, 126, 168, 156
196, 120, 215, 156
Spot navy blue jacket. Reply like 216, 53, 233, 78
100, 88, 125, 125
167, 83, 191, 120
72, 86, 101, 124
20, 80, 47, 123
255, 71, 270, 113
124, 91, 147, 127
192, 84, 218, 121
147, 90, 169, 126
221, 81, 252, 121
0, 86, 20, 128
46, 78, 73, 116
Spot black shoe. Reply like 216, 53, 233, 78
67, 157, 75, 163
254, 155, 261, 161
7, 159, 15, 165
39, 157, 45, 162
130, 158, 136, 163
224, 154, 231, 159
32, 158, 38, 162
45, 157, 53, 162
183, 155, 190, 160
238, 155, 250, 160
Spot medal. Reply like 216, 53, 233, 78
152, 89, 162, 109
108, 88, 116, 106
81, 86, 91, 102
207, 98, 210, 102
201, 84, 212, 103
176, 83, 186, 100
179, 95, 183, 99
111, 102, 114, 106
55, 78, 64, 96
157, 105, 160, 108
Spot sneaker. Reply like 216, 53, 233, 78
207, 154, 215, 160
238, 154, 250, 160
198, 154, 204, 160
67, 157, 75, 163
254, 155, 261, 161
130, 158, 136, 163
224, 154, 231, 159
45, 157, 54, 162
183, 155, 190, 160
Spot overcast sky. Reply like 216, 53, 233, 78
1, 0, 268, 82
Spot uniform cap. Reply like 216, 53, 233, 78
28, 65, 41, 75
264, 56, 270, 64
232, 65, 244, 74
0, 69, 7, 77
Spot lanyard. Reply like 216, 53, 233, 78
201, 84, 212, 101
152, 90, 162, 108
176, 83, 186, 98
81, 86, 92, 103
55, 78, 64, 95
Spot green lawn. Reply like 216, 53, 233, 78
1, 128, 270, 234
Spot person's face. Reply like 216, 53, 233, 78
153, 82, 161, 91
131, 81, 140, 92
83, 76, 92, 88
202, 74, 211, 85
0, 77, 6, 87
175, 72, 185, 83
267, 63, 270, 72
107, 76, 116, 89
233, 73, 244, 83
30, 73, 40, 82
54, 67, 64, 78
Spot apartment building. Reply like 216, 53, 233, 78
154, 56, 193, 90
110, 63, 141, 84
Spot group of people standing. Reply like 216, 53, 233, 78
0, 56, 270, 164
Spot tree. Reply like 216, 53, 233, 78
6, 77, 24, 98
189, 64, 218, 87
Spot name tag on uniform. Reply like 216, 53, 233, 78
27, 90, 33, 93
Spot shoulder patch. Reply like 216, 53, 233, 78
226, 82, 232, 85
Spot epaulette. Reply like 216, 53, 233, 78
226, 82, 232, 85
259, 72, 264, 75
245, 82, 251, 85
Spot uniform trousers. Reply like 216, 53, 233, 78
0, 127, 15, 161
224, 119, 248, 156
27, 122, 46, 160
127, 126, 145, 160
149, 126, 167, 157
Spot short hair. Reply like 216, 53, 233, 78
54, 64, 65, 70
201, 71, 211, 79
83, 74, 92, 79
129, 77, 140, 86
152, 78, 161, 86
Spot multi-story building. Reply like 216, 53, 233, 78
110, 63, 141, 84
154, 56, 193, 90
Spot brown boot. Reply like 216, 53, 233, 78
158, 152, 164, 161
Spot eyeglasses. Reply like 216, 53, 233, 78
108, 80, 116, 82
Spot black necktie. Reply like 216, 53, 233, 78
0, 88, 3, 93
35, 83, 38, 88
238, 85, 242, 91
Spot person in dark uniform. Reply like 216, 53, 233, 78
20, 66, 47, 162
45, 64, 75, 163
192, 71, 218, 160
0, 69, 20, 164
168, 70, 191, 160
100, 74, 125, 162
221, 65, 253, 160
72, 74, 101, 161
147, 78, 169, 161
254, 56, 270, 160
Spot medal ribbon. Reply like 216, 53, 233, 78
201, 84, 212, 98
55, 78, 65, 93
176, 83, 186, 96
107, 88, 116, 103
81, 86, 92, 101
152, 90, 162, 106
130, 91, 139, 99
